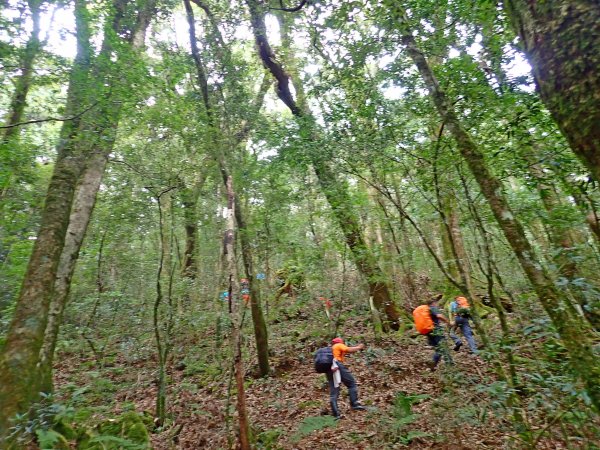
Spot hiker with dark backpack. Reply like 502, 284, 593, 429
413, 295, 462, 370
450, 296, 478, 354
314, 337, 366, 419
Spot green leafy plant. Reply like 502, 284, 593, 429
292, 415, 338, 442
383, 392, 432, 445
7, 395, 151, 450
7, 394, 75, 448
82, 434, 149, 450
254, 427, 284, 449
35, 429, 70, 450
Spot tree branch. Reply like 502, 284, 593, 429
270, 0, 308, 12
0, 101, 99, 129
246, 0, 301, 116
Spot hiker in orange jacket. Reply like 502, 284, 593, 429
426, 295, 462, 369
327, 337, 367, 419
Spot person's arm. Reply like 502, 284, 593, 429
435, 314, 450, 324
346, 344, 365, 353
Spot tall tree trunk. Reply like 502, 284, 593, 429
37, 150, 109, 391
37, 0, 155, 393
314, 160, 401, 330
223, 175, 251, 450
504, 1, 600, 182
246, 0, 401, 330
0, 0, 93, 434
389, 4, 600, 410
184, 0, 270, 374
153, 190, 168, 426
234, 200, 270, 376
526, 153, 600, 329
180, 182, 203, 279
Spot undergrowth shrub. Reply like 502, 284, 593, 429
7, 394, 152, 450
291, 415, 338, 442
382, 391, 431, 445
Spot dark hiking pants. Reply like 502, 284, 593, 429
427, 327, 459, 366
326, 361, 360, 414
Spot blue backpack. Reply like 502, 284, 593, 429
314, 347, 333, 373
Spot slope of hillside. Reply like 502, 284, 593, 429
52, 305, 581, 450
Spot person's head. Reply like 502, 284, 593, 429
455, 296, 467, 302
331, 337, 344, 345
427, 293, 443, 306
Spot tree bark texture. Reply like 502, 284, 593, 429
393, 8, 600, 410
504, 1, 600, 182
0, 143, 87, 436
37, 151, 109, 391
247, 0, 401, 330
180, 183, 203, 279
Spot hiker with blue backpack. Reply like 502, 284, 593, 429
450, 296, 478, 354
314, 337, 367, 419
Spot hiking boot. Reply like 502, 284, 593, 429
352, 405, 367, 411
453, 341, 463, 352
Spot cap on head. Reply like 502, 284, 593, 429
455, 296, 467, 301
331, 337, 344, 345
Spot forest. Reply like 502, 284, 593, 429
1, 0, 599, 448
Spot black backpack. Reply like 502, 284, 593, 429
314, 347, 333, 373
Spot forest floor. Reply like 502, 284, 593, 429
54, 307, 574, 449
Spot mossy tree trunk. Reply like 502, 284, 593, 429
504, 1, 600, 182
180, 181, 203, 280
526, 152, 600, 330
38, 150, 109, 391
36, 0, 155, 393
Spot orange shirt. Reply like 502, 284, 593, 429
332, 343, 350, 363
